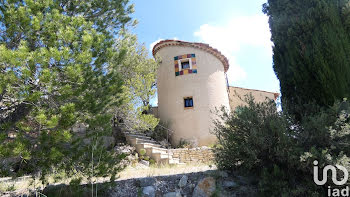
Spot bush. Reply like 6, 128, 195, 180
177, 139, 192, 148
213, 95, 350, 196
151, 121, 170, 142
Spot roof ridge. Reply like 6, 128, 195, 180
229, 86, 280, 100
152, 39, 229, 72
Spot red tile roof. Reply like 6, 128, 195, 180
152, 40, 230, 72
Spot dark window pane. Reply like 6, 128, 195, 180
184, 98, 193, 108
181, 61, 190, 69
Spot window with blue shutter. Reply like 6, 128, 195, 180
184, 97, 193, 108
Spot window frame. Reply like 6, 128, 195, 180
178, 58, 192, 71
184, 97, 194, 109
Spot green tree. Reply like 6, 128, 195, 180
263, 0, 350, 119
0, 0, 133, 183
112, 31, 159, 130
213, 96, 350, 196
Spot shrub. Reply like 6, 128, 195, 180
177, 139, 192, 148
139, 149, 146, 156
149, 159, 156, 165
213, 95, 349, 196
151, 121, 170, 142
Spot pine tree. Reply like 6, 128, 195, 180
0, 0, 134, 182
112, 31, 159, 131
263, 0, 350, 119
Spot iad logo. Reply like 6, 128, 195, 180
313, 160, 349, 197
313, 160, 349, 186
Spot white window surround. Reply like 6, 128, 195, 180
178, 58, 192, 71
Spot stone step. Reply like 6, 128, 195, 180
135, 143, 162, 153
168, 158, 186, 165
152, 152, 170, 163
140, 143, 162, 148
125, 134, 152, 140
127, 138, 157, 146
126, 136, 153, 144
123, 131, 188, 165
127, 138, 138, 146
136, 138, 158, 144
150, 146, 168, 152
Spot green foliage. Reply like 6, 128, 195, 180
0, 0, 136, 185
263, 0, 350, 119
151, 121, 170, 142
213, 96, 350, 196
112, 32, 159, 131
177, 139, 192, 148
139, 149, 146, 156
149, 159, 156, 165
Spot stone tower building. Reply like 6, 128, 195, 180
152, 40, 231, 146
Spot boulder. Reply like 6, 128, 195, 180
192, 177, 216, 197
138, 177, 156, 187
163, 191, 182, 197
139, 160, 150, 167
142, 186, 155, 197
222, 181, 238, 188
178, 175, 188, 188
217, 171, 228, 178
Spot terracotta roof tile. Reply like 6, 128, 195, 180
152, 40, 230, 72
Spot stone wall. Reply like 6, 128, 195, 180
169, 147, 214, 164
228, 86, 279, 111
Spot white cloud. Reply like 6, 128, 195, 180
149, 38, 163, 52
194, 14, 272, 84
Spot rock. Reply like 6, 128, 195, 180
163, 191, 182, 197
101, 136, 115, 149
114, 145, 135, 154
139, 160, 150, 167
189, 183, 195, 189
126, 154, 137, 161
160, 139, 171, 148
222, 181, 237, 188
142, 186, 155, 197
217, 171, 228, 178
138, 177, 156, 187
1, 157, 21, 173
192, 177, 216, 197
178, 175, 188, 188
237, 175, 254, 185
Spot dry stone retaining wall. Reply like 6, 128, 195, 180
169, 147, 214, 163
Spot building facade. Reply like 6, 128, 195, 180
152, 40, 277, 146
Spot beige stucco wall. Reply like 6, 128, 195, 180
228, 86, 278, 111
156, 45, 230, 146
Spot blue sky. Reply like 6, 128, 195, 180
129, 0, 280, 105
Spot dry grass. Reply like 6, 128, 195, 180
117, 163, 216, 180
0, 163, 216, 195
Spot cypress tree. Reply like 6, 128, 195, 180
263, 0, 350, 119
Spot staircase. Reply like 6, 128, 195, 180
124, 132, 185, 165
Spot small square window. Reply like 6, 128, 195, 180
184, 97, 193, 108
181, 59, 190, 70
179, 58, 192, 71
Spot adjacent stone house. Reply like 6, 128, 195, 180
152, 40, 278, 146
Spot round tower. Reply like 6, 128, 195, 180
152, 40, 230, 146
